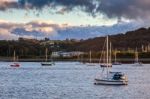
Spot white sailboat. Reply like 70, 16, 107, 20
41, 48, 54, 66
10, 50, 20, 67
76, 53, 84, 65
100, 37, 112, 67
94, 36, 128, 85
133, 48, 142, 66
86, 51, 95, 66
112, 50, 122, 65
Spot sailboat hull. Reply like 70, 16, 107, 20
94, 78, 128, 85
100, 64, 112, 67
41, 62, 54, 66
10, 63, 20, 67
133, 62, 142, 66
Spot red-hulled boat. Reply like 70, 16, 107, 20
10, 63, 20, 67
10, 50, 20, 67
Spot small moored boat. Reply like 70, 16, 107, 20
86, 50, 96, 66
10, 50, 20, 67
112, 50, 122, 65
41, 62, 55, 66
94, 36, 128, 85
10, 63, 20, 67
100, 63, 112, 67
133, 48, 142, 66
41, 48, 54, 66
94, 72, 128, 85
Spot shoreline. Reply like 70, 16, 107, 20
1, 58, 150, 63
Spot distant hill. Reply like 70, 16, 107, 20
72, 27, 150, 52
0, 27, 150, 58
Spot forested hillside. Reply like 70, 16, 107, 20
73, 27, 150, 51
0, 27, 150, 58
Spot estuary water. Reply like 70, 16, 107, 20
0, 62, 150, 99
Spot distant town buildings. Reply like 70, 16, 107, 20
40, 41, 55, 46
52, 51, 84, 58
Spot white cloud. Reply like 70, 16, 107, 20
0, 28, 18, 40
0, 20, 68, 40
0, 19, 148, 40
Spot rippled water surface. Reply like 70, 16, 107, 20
0, 62, 150, 99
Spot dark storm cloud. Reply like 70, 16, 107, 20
97, 0, 150, 19
0, 0, 97, 16
18, 0, 150, 20
18, 0, 97, 14
1, 0, 150, 20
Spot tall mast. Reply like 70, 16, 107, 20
77, 53, 80, 62
89, 50, 92, 63
104, 51, 106, 63
109, 42, 112, 64
45, 48, 48, 62
13, 50, 16, 62
115, 50, 117, 63
135, 48, 138, 62
107, 36, 109, 78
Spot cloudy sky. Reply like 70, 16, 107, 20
0, 0, 150, 40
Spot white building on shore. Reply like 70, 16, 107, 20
52, 51, 84, 58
